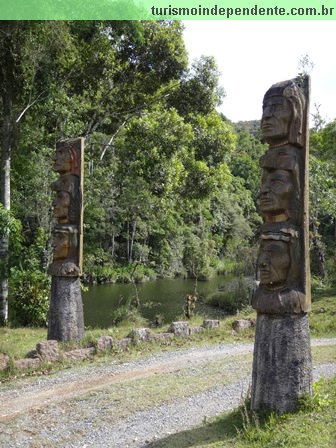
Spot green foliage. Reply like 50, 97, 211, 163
8, 227, 50, 327
110, 296, 147, 327
206, 276, 252, 313
9, 268, 50, 327
299, 379, 333, 412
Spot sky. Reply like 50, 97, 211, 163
183, 21, 336, 124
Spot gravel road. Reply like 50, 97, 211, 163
0, 338, 335, 448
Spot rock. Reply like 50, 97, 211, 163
189, 326, 205, 335
152, 333, 174, 342
14, 358, 41, 370
202, 319, 220, 329
232, 319, 254, 332
168, 321, 190, 338
117, 338, 132, 351
96, 336, 114, 352
36, 340, 61, 362
63, 347, 95, 361
0, 353, 9, 370
129, 328, 152, 342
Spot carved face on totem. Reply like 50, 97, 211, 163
52, 227, 78, 260
259, 169, 294, 218
261, 79, 306, 147
53, 147, 72, 174
258, 239, 290, 289
261, 96, 292, 145
52, 191, 71, 224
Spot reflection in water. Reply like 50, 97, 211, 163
82, 276, 230, 328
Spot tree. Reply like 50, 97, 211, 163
309, 121, 336, 279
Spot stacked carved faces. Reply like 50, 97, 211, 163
252, 78, 311, 314
48, 139, 83, 277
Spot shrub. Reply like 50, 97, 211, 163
9, 268, 50, 327
206, 276, 253, 314
110, 296, 147, 327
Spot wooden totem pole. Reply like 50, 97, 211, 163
48, 138, 85, 341
251, 76, 312, 413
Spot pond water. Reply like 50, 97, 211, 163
82, 275, 231, 328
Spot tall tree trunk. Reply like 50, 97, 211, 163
126, 221, 130, 262
0, 105, 12, 325
0, 21, 18, 325
312, 222, 326, 279
129, 220, 137, 264
111, 234, 115, 258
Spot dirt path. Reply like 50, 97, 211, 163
0, 338, 335, 448
0, 342, 255, 421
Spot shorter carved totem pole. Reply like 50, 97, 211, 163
251, 76, 312, 413
48, 138, 85, 341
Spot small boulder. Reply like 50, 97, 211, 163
129, 328, 152, 342
232, 319, 255, 332
117, 337, 132, 351
152, 332, 174, 342
189, 326, 205, 336
36, 340, 61, 362
203, 319, 220, 329
14, 358, 41, 370
96, 336, 114, 352
168, 321, 190, 338
63, 347, 95, 361
0, 353, 9, 370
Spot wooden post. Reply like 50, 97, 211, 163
48, 138, 84, 341
251, 76, 312, 413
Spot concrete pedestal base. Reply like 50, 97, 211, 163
251, 313, 312, 414
48, 276, 84, 342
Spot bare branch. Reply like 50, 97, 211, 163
99, 120, 127, 161
15, 91, 45, 123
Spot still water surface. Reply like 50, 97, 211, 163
83, 275, 230, 328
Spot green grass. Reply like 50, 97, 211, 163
0, 327, 47, 359
310, 287, 336, 337
146, 376, 336, 448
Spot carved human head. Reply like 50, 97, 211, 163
259, 169, 294, 219
261, 78, 305, 147
53, 143, 80, 175
259, 147, 300, 223
52, 191, 71, 224
257, 238, 290, 289
52, 226, 78, 261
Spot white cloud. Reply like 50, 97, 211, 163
183, 21, 336, 123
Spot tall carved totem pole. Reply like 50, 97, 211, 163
48, 138, 85, 341
251, 76, 312, 413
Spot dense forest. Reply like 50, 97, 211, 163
0, 21, 335, 326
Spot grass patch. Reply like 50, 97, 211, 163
310, 287, 336, 337
0, 327, 47, 359
147, 376, 336, 448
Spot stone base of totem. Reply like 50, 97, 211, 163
251, 313, 312, 414
48, 276, 84, 342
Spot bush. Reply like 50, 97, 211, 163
110, 296, 147, 327
9, 268, 50, 327
206, 276, 253, 313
